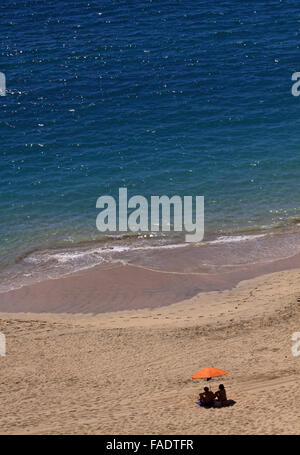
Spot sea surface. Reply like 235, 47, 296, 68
1, 0, 300, 292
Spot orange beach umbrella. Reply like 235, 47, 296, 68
192, 367, 227, 380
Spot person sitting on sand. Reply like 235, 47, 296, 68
199, 387, 215, 406
214, 384, 227, 406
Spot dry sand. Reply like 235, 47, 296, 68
0, 268, 299, 434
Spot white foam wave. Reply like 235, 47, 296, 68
208, 234, 266, 244
23, 241, 189, 268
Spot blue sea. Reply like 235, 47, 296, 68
1, 0, 300, 291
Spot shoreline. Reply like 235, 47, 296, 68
2, 245, 300, 314
2, 227, 300, 296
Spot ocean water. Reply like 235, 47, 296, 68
1, 0, 300, 291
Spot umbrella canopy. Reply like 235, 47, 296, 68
192, 367, 227, 380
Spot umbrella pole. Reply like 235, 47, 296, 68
207, 377, 211, 390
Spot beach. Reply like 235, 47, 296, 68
0, 266, 299, 434
1, 0, 300, 438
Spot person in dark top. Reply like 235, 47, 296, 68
199, 386, 215, 406
214, 384, 227, 406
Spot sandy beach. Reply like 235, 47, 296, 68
0, 266, 299, 434
2, 0, 300, 439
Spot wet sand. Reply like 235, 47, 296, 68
2, 247, 300, 314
